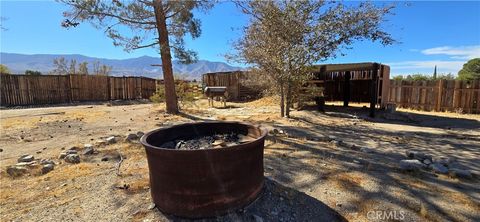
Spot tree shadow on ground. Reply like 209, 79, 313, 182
301, 104, 480, 130
166, 177, 347, 222
261, 113, 480, 221
212, 105, 242, 109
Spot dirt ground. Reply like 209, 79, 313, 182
0, 98, 479, 222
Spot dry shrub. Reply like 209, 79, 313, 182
247, 96, 280, 107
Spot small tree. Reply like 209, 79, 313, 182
69, 59, 77, 74
92, 61, 100, 75
60, 0, 213, 114
52, 57, 68, 75
458, 58, 480, 80
232, 1, 395, 117
78, 62, 89, 75
98, 64, 112, 76
0, 64, 10, 74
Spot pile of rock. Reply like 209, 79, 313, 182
6, 154, 56, 177
400, 150, 473, 179
57, 135, 121, 164
59, 147, 81, 164
329, 138, 374, 154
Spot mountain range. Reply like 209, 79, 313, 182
0, 52, 243, 80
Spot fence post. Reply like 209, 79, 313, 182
369, 63, 379, 118
452, 80, 461, 110
67, 74, 73, 103
436, 79, 444, 111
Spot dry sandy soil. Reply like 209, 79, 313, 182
0, 98, 479, 222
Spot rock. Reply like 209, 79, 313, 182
336, 203, 342, 207
106, 136, 116, 144
126, 133, 139, 141
6, 166, 28, 177
449, 168, 473, 179
18, 154, 34, 163
18, 155, 34, 163
399, 159, 424, 171
36, 150, 42, 154
252, 214, 263, 222
406, 151, 428, 161
413, 152, 427, 161
423, 159, 432, 165
424, 154, 433, 162
430, 163, 448, 174
136, 131, 145, 138
0, 148, 3, 152
40, 159, 55, 165
101, 156, 109, 161
84, 144, 93, 149
15, 161, 37, 167
82, 146, 94, 155
148, 203, 156, 210
41, 164, 54, 174
64, 154, 80, 164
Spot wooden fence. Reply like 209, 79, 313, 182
388, 80, 480, 114
202, 71, 262, 100
0, 74, 157, 106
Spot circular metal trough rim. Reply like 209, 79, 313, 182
139, 120, 268, 152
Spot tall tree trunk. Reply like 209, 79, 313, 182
285, 79, 292, 118
280, 81, 285, 117
153, 0, 179, 114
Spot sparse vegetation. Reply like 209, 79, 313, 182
60, 0, 214, 114
0, 64, 10, 74
232, 1, 395, 117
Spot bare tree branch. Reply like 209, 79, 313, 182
132, 42, 159, 49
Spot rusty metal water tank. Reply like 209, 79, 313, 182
140, 121, 267, 218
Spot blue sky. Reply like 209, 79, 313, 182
1, 0, 479, 76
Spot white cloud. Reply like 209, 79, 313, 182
388, 60, 465, 76
421, 45, 480, 59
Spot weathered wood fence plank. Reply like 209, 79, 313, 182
388, 80, 479, 114
0, 74, 158, 106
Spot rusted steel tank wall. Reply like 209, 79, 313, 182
140, 121, 267, 218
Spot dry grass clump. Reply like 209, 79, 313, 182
246, 96, 279, 107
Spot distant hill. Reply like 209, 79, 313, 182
0, 52, 243, 80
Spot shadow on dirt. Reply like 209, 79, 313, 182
261, 110, 480, 221
301, 104, 480, 130
165, 177, 347, 222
